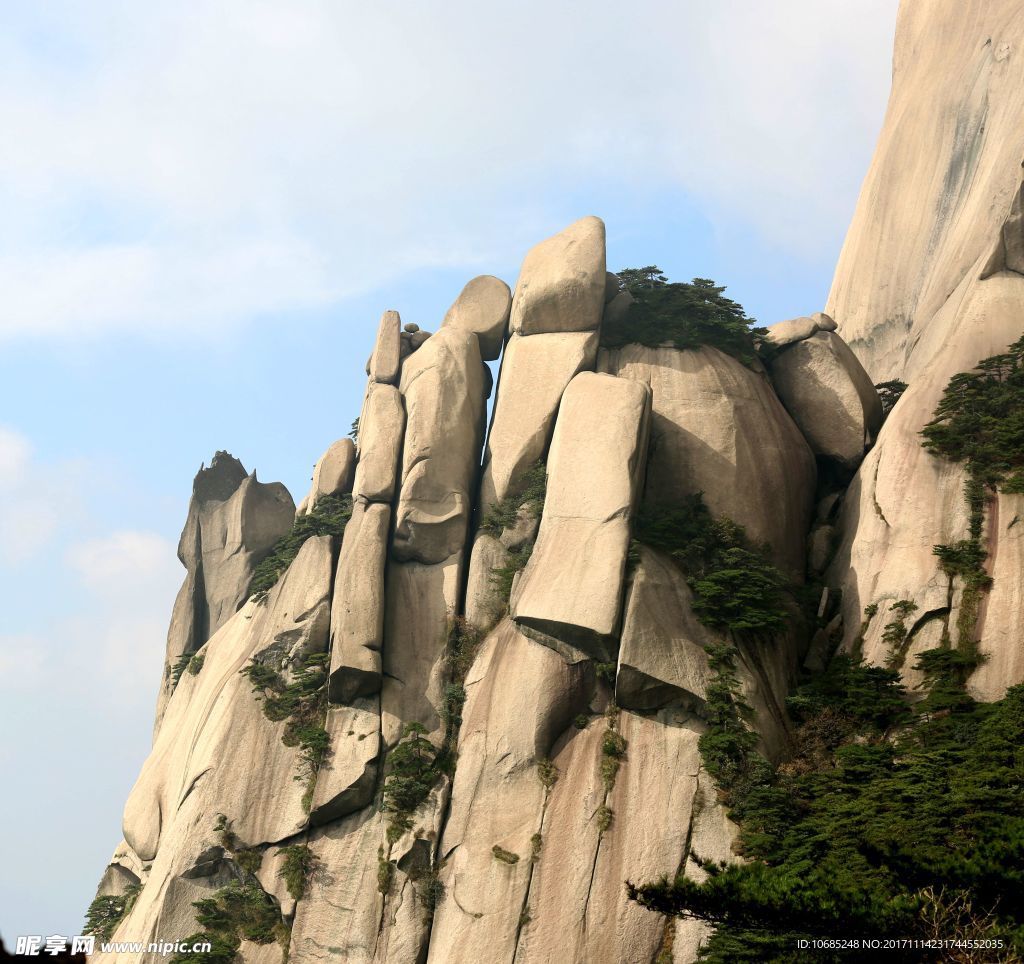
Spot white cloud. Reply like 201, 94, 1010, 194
66, 529, 181, 592
0, 0, 898, 342
0, 425, 32, 488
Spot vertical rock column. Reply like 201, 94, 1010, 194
382, 325, 488, 746
511, 371, 651, 662
328, 310, 405, 705
465, 216, 608, 628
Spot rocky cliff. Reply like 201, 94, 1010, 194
86, 1, 1024, 959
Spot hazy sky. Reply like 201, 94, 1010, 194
0, 0, 899, 940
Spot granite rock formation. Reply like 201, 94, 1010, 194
90, 4, 1024, 954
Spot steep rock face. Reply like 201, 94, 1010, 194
829, 275, 1024, 679
826, 0, 1024, 695
598, 344, 816, 578
512, 372, 651, 661
827, 0, 1024, 382
155, 452, 295, 733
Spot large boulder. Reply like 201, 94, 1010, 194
512, 372, 651, 661
155, 452, 294, 734
598, 344, 815, 579
441, 274, 512, 361
769, 330, 883, 470
351, 382, 405, 504
478, 330, 599, 510
393, 326, 487, 564
509, 216, 606, 336
826, 0, 1024, 382
304, 437, 356, 514
328, 501, 389, 703
766, 315, 818, 347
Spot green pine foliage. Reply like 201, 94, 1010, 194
630, 656, 1024, 960
240, 651, 330, 811
633, 494, 788, 635
921, 334, 1024, 492
479, 461, 547, 535
248, 494, 353, 601
382, 722, 439, 844
170, 881, 288, 964
276, 844, 317, 901
875, 379, 908, 418
171, 653, 193, 688
83, 883, 142, 941
601, 270, 771, 368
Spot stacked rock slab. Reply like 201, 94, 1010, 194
511, 371, 651, 662
382, 324, 487, 748
825, 0, 1024, 697
466, 216, 607, 628
155, 452, 295, 734
328, 313, 407, 707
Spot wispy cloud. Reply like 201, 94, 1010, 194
0, 0, 898, 343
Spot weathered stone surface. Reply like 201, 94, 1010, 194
770, 331, 883, 469
512, 710, 735, 964
615, 545, 714, 712
381, 555, 461, 747
352, 382, 405, 504
464, 532, 507, 631
329, 502, 389, 703
830, 275, 1024, 680
512, 372, 651, 660
410, 329, 431, 349
766, 315, 818, 346
125, 536, 333, 864
305, 437, 356, 514
479, 329, 599, 512
442, 274, 512, 361
812, 311, 838, 332
510, 216, 606, 336
393, 326, 486, 564
100, 537, 335, 960
155, 453, 294, 734
427, 620, 591, 963
808, 523, 836, 573
604, 271, 621, 303
309, 699, 380, 826
369, 309, 402, 384
599, 344, 815, 578
829, 2, 1024, 381
601, 288, 633, 328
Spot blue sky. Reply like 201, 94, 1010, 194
0, 0, 899, 940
